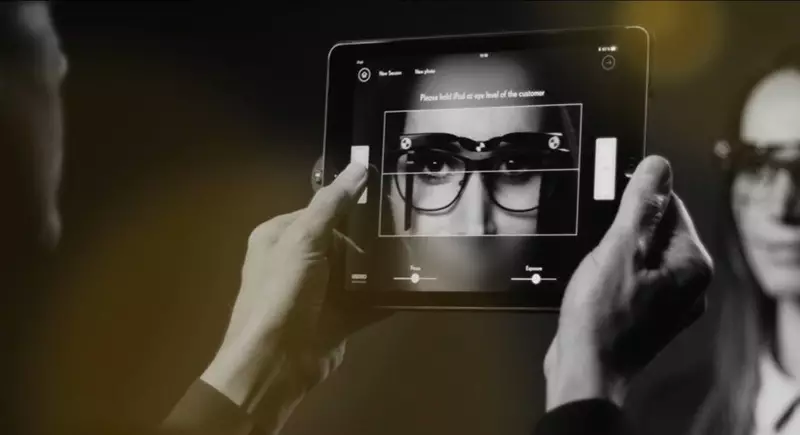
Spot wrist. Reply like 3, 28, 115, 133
544, 349, 628, 411
201, 333, 288, 407
201, 340, 311, 435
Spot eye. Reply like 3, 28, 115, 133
400, 150, 462, 184
498, 155, 540, 173
420, 155, 448, 174
416, 154, 459, 184
499, 158, 525, 172
498, 157, 538, 184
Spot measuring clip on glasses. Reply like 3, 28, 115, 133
388, 132, 577, 231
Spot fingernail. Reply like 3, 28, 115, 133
657, 165, 672, 195
337, 162, 368, 184
643, 155, 672, 195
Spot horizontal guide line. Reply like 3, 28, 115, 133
393, 277, 437, 280
378, 233, 577, 237
384, 102, 583, 114
382, 168, 579, 176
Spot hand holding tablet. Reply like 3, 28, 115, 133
199, 162, 385, 431
545, 156, 713, 409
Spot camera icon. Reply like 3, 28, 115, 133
400, 137, 412, 150
548, 135, 561, 149
358, 67, 371, 83
601, 55, 616, 71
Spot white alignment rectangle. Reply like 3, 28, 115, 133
379, 103, 583, 237
351, 145, 370, 204
594, 137, 617, 201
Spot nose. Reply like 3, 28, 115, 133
452, 174, 496, 235
766, 170, 800, 225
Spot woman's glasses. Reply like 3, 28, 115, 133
387, 132, 576, 216
718, 139, 800, 201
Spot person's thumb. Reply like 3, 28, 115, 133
607, 156, 673, 252
280, 162, 368, 253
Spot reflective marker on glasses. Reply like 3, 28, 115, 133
594, 137, 617, 201
350, 145, 370, 204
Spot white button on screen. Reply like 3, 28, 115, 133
350, 145, 370, 204
594, 138, 617, 201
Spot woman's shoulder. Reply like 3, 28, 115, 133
623, 357, 714, 435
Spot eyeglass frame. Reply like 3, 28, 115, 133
716, 138, 800, 203
386, 132, 576, 230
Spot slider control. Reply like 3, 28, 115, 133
395, 266, 436, 284
394, 272, 437, 284
511, 266, 557, 286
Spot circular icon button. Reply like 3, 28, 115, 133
601, 55, 616, 71
531, 273, 542, 285
400, 137, 412, 150
410, 273, 420, 284
358, 67, 371, 83
548, 135, 561, 150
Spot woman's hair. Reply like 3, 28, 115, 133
536, 104, 580, 234
690, 45, 800, 435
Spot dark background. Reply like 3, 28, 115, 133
29, 1, 800, 434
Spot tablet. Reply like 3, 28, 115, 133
322, 26, 650, 311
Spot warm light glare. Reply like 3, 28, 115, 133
617, 1, 728, 83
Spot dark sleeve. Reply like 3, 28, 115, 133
534, 399, 634, 435
160, 379, 255, 435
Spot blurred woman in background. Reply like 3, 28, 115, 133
690, 46, 800, 435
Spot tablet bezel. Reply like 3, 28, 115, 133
322, 26, 650, 311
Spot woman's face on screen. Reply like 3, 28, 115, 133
733, 68, 800, 298
386, 55, 544, 290
389, 56, 543, 237
393, 106, 544, 236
